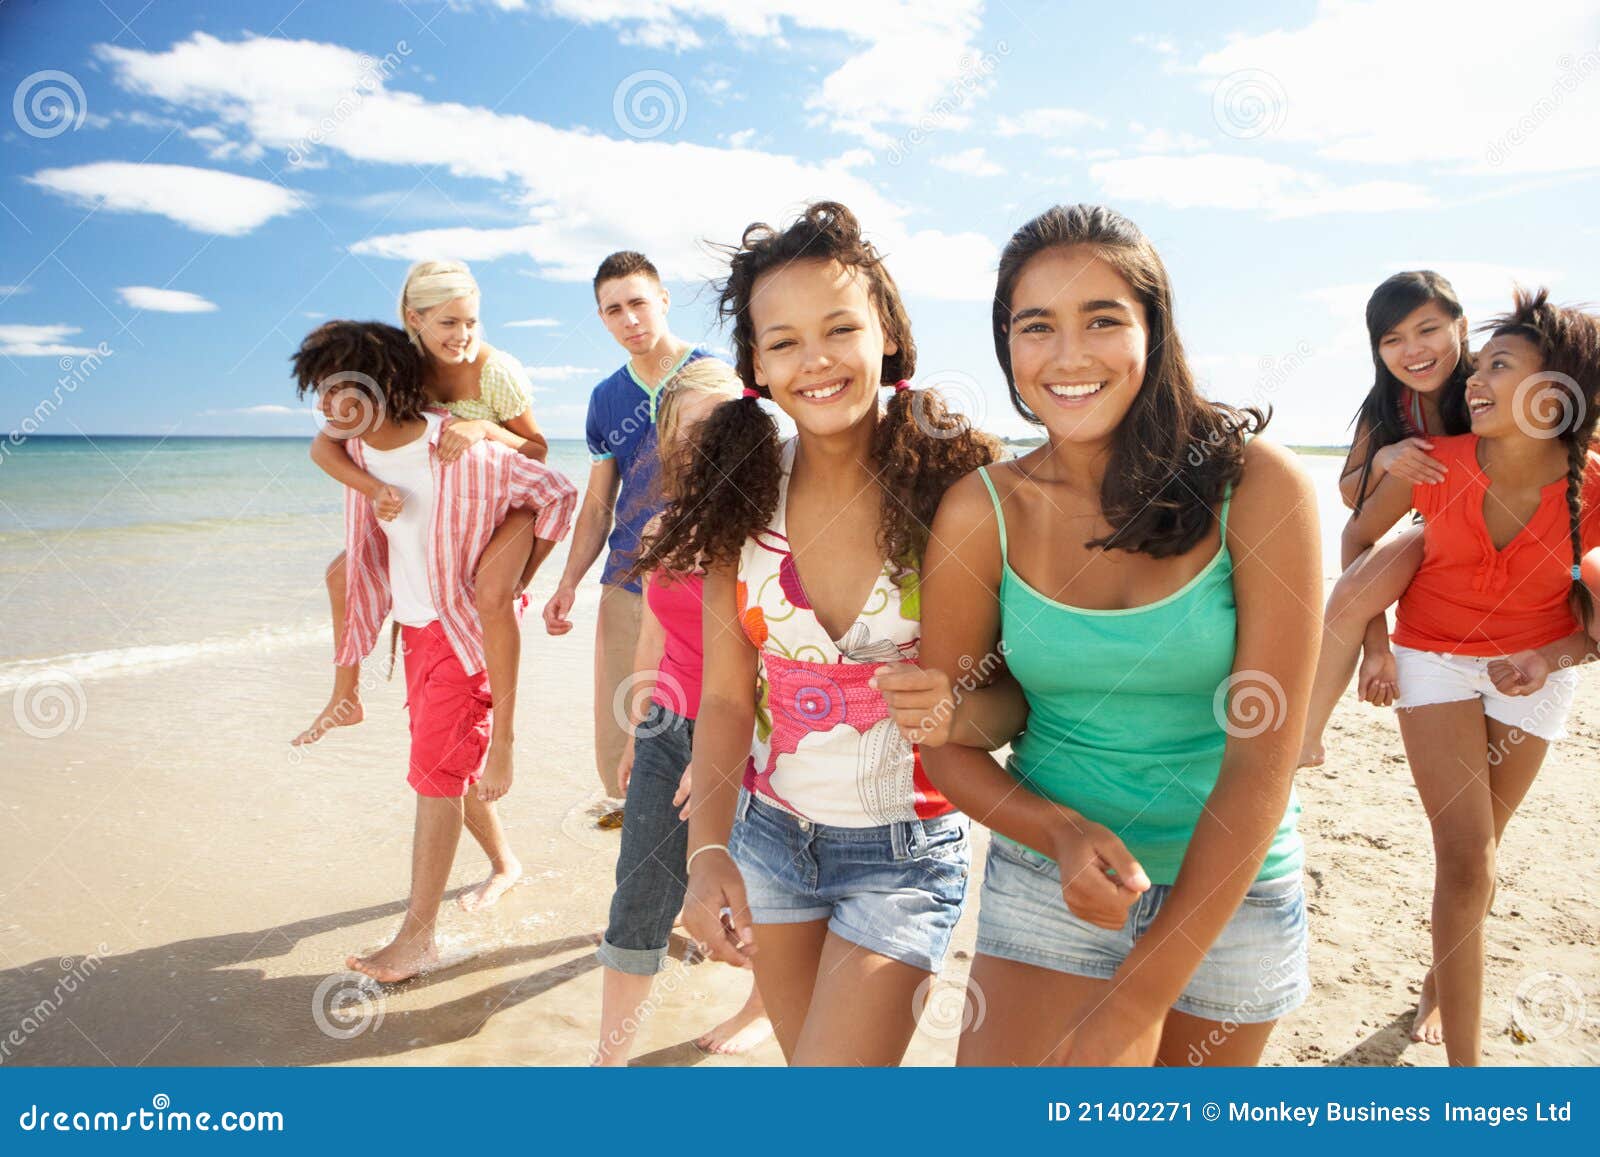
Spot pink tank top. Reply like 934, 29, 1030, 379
735, 439, 954, 827
646, 571, 704, 721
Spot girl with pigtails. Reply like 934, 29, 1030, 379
1340, 288, 1600, 1064
634, 201, 999, 1065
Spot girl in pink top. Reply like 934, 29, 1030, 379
593, 359, 769, 1065
636, 202, 999, 1065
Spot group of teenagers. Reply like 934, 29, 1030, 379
287, 199, 1600, 1069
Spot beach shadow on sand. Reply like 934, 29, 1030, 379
0, 889, 632, 1066
1332, 1010, 1418, 1066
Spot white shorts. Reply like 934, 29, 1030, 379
1392, 643, 1580, 741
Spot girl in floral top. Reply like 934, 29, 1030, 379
636, 202, 998, 1064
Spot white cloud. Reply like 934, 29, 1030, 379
0, 324, 98, 357
26, 162, 301, 235
200, 404, 302, 416
544, 1, 989, 142
1193, 0, 1600, 174
100, 33, 998, 301
996, 108, 1104, 137
117, 286, 219, 313
1304, 262, 1567, 333
1089, 153, 1436, 217
523, 364, 601, 381
933, 147, 1003, 177
502, 317, 561, 328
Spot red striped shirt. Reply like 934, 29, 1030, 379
335, 415, 577, 674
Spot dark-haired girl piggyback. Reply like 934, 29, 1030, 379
636, 201, 999, 1065
880, 204, 1323, 1067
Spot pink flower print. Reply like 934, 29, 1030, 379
778, 551, 811, 610
789, 674, 845, 729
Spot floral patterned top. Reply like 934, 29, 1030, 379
736, 439, 955, 827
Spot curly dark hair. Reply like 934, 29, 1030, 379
993, 203, 1266, 559
631, 201, 999, 581
291, 320, 428, 424
1482, 286, 1600, 631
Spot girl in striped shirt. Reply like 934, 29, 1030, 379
295, 262, 548, 837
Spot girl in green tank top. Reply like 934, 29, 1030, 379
875, 204, 1323, 1067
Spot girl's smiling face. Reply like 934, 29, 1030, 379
749, 258, 897, 438
410, 295, 481, 365
1465, 331, 1553, 438
1006, 245, 1149, 447
1378, 301, 1466, 395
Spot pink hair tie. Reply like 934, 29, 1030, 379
891, 379, 910, 392
742, 386, 762, 399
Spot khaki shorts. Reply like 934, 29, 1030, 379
593, 583, 643, 797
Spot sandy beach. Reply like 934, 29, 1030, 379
3, 557, 1597, 1068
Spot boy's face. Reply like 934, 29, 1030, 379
597, 273, 669, 356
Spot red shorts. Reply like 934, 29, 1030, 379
401, 621, 492, 797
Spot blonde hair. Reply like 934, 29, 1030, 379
398, 260, 480, 348
656, 357, 739, 452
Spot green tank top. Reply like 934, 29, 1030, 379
977, 466, 1302, 885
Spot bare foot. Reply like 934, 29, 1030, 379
1411, 970, 1443, 1045
476, 742, 513, 802
346, 936, 437, 984
695, 995, 772, 1055
292, 695, 363, 746
1296, 740, 1325, 769
459, 857, 523, 912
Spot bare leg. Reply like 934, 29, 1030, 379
696, 976, 772, 1054
957, 954, 1108, 1065
1413, 715, 1550, 1046
1299, 528, 1424, 767
593, 585, 643, 804
788, 933, 929, 1066
745, 920, 830, 1062
594, 967, 656, 1066
1583, 547, 1600, 641
1397, 699, 1499, 1065
347, 793, 464, 983
457, 791, 522, 912
293, 552, 365, 745
473, 510, 537, 800
1157, 1008, 1277, 1066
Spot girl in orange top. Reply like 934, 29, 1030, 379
1345, 288, 1600, 1065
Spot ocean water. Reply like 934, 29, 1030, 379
0, 436, 595, 685
0, 436, 1349, 685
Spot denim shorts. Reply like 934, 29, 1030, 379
975, 837, 1310, 1024
729, 789, 970, 973
598, 703, 694, 976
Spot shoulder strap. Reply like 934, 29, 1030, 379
976, 466, 1009, 565
1218, 482, 1235, 538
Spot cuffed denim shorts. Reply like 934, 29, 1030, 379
598, 703, 694, 976
975, 837, 1310, 1024
729, 789, 970, 973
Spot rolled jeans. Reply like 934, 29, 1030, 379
597, 702, 694, 975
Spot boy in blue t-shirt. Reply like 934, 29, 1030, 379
542, 251, 715, 809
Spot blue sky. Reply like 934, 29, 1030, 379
2, 0, 1599, 444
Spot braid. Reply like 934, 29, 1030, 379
1564, 437, 1594, 632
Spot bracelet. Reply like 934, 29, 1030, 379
686, 843, 730, 871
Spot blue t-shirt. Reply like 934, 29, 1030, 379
585, 345, 719, 592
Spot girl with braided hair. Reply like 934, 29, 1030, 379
1342, 287, 1600, 1063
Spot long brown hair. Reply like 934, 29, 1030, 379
633, 201, 998, 581
1349, 271, 1473, 512
993, 203, 1265, 558
1482, 287, 1600, 630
